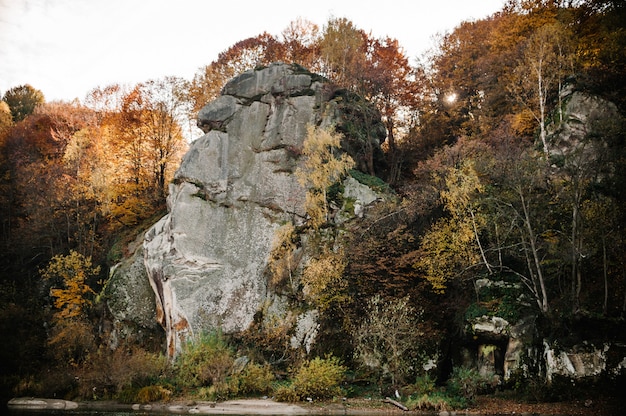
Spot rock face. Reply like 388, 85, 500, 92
548, 89, 621, 161
142, 63, 384, 357
104, 232, 161, 349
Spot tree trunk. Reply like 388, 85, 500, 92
520, 190, 549, 313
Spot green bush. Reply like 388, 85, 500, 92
195, 381, 234, 401
175, 331, 234, 388
406, 391, 467, 411
446, 366, 494, 402
292, 355, 346, 400
413, 374, 436, 395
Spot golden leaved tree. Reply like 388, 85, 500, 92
41, 250, 100, 365
41, 250, 99, 320
295, 124, 354, 229
415, 160, 488, 293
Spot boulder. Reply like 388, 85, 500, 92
104, 232, 162, 349
8, 398, 78, 410
141, 63, 385, 357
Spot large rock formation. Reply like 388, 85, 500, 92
141, 63, 384, 357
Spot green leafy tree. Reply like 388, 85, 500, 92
2, 84, 45, 122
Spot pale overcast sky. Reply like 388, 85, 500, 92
0, 0, 504, 102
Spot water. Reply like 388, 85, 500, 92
7, 410, 163, 416
8, 412, 148, 416
8, 412, 185, 416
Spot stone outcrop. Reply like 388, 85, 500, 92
548, 89, 621, 162
104, 231, 162, 349
466, 279, 626, 385
140, 63, 384, 357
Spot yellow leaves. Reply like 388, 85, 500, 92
415, 217, 480, 293
510, 109, 537, 136
295, 124, 355, 229
41, 250, 99, 321
441, 159, 485, 217
301, 249, 348, 310
267, 222, 300, 289
415, 160, 486, 293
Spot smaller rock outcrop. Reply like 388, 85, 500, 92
104, 232, 162, 349
548, 89, 621, 164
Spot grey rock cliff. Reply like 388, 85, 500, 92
142, 63, 384, 357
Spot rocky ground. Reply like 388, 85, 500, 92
465, 395, 622, 416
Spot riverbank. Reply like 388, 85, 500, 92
7, 395, 622, 415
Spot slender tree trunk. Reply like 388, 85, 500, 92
602, 236, 608, 316
520, 190, 549, 313
571, 189, 581, 313
536, 53, 549, 154
470, 208, 492, 274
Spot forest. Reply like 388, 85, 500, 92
1, 0, 625, 412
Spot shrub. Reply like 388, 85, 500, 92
413, 373, 436, 395
446, 366, 494, 402
136, 385, 172, 403
175, 330, 234, 388
406, 391, 467, 411
236, 362, 275, 395
47, 318, 96, 367
273, 383, 300, 402
292, 355, 346, 400
77, 346, 168, 400
195, 381, 233, 401
353, 295, 427, 389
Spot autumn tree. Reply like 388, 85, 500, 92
2, 84, 45, 122
353, 295, 427, 390
189, 33, 285, 114
41, 250, 99, 366
0, 101, 100, 261
318, 17, 367, 88
489, 149, 552, 313
41, 250, 99, 320
301, 248, 348, 312
415, 159, 490, 293
136, 77, 189, 198
295, 125, 355, 229
0, 100, 12, 133
101, 80, 187, 227
267, 222, 300, 292
280, 18, 322, 72
359, 36, 422, 183
507, 22, 576, 155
